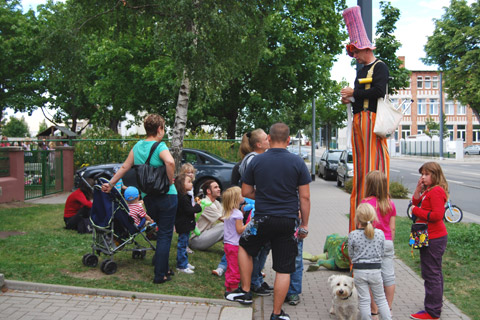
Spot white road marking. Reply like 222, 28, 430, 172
461, 171, 480, 176
447, 179, 464, 184
390, 169, 400, 172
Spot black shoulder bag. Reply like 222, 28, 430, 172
134, 141, 170, 195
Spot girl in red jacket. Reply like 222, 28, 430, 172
409, 162, 448, 320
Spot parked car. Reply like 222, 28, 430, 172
287, 145, 309, 160
74, 148, 235, 195
336, 150, 354, 187
464, 145, 480, 155
317, 149, 343, 180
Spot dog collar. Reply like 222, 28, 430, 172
341, 292, 353, 300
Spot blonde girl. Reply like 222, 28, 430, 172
348, 203, 391, 320
180, 163, 197, 206
222, 186, 248, 295
409, 162, 448, 320
362, 170, 396, 315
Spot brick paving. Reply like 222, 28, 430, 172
1, 179, 472, 319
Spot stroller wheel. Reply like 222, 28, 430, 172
82, 253, 98, 268
101, 259, 117, 275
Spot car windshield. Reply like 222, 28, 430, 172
328, 151, 342, 161
347, 152, 353, 163
194, 149, 231, 163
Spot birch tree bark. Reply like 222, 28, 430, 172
170, 70, 190, 175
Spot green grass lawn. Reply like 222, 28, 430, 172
394, 217, 480, 320
0, 204, 225, 298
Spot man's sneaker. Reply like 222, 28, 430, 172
261, 281, 274, 292
187, 263, 195, 270
410, 311, 439, 320
252, 285, 271, 296
212, 268, 224, 277
225, 288, 253, 305
176, 267, 194, 274
284, 294, 300, 305
270, 309, 290, 320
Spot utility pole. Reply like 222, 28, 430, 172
439, 72, 444, 159
357, 0, 373, 70
311, 98, 316, 180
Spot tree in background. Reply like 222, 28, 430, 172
374, 1, 410, 94
423, 0, 480, 123
2, 116, 30, 137
38, 119, 48, 134
0, 1, 42, 124
425, 115, 449, 139
312, 80, 348, 149
204, 0, 347, 138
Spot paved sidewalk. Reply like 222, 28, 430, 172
1, 179, 472, 319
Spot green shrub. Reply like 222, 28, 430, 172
344, 179, 353, 194
342, 179, 408, 199
184, 131, 240, 162
389, 181, 409, 199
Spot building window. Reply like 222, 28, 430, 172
457, 103, 466, 115
429, 99, 439, 115
457, 125, 466, 141
417, 76, 423, 89
418, 99, 427, 115
445, 100, 454, 115
402, 125, 411, 139
418, 124, 425, 135
447, 125, 454, 141
401, 98, 412, 115
424, 76, 431, 89
473, 125, 480, 142
432, 76, 439, 89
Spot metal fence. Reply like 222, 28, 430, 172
400, 140, 455, 158
24, 149, 64, 200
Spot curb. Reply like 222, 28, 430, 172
4, 279, 242, 308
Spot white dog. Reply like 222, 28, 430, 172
328, 274, 359, 320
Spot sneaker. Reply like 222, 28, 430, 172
261, 281, 274, 292
186, 247, 194, 254
285, 294, 300, 305
225, 288, 253, 305
187, 263, 195, 270
410, 311, 439, 320
251, 285, 271, 296
176, 267, 194, 274
270, 309, 290, 320
212, 268, 224, 277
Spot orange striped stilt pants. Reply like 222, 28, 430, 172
349, 111, 390, 232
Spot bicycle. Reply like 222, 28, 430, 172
406, 199, 463, 223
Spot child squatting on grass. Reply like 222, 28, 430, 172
348, 203, 392, 320
222, 186, 248, 296
174, 173, 202, 274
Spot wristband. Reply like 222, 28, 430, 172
108, 181, 114, 187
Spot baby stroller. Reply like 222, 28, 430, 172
82, 177, 156, 274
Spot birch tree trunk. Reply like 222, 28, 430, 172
170, 70, 190, 175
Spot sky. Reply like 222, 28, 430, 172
11, 0, 461, 135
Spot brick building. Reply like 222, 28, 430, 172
391, 59, 479, 146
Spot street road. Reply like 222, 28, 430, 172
389, 157, 480, 216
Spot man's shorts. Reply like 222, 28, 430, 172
239, 215, 298, 274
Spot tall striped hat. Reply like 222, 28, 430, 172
343, 6, 376, 57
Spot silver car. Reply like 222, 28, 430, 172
336, 150, 353, 187
464, 145, 480, 155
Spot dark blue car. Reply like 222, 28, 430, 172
75, 148, 235, 195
